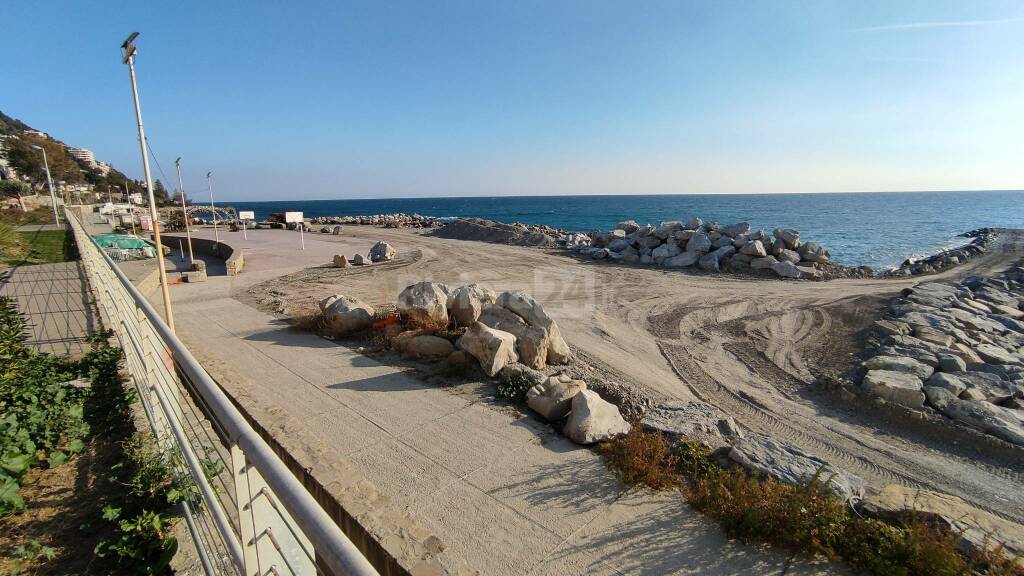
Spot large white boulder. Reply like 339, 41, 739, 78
563, 390, 631, 445
771, 260, 801, 279
653, 221, 684, 240
685, 231, 712, 253
495, 291, 571, 364
862, 355, 934, 380
751, 255, 778, 270
319, 295, 375, 336
772, 228, 800, 249
398, 281, 449, 327
447, 284, 497, 326
938, 398, 1024, 446
720, 222, 751, 238
663, 251, 701, 268
728, 433, 864, 502
369, 241, 396, 262
641, 400, 741, 442
526, 375, 587, 421
456, 322, 519, 376
652, 242, 682, 262
739, 240, 767, 257
398, 333, 455, 358
699, 245, 735, 271
862, 370, 925, 408
478, 304, 551, 369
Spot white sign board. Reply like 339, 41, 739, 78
238, 210, 255, 220
284, 211, 304, 223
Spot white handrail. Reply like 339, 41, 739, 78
66, 208, 379, 576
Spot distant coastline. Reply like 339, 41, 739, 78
215, 190, 1024, 269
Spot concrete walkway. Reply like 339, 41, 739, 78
0, 261, 94, 357
163, 228, 842, 575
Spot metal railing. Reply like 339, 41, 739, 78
66, 208, 378, 576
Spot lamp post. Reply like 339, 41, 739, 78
122, 32, 175, 332
29, 144, 60, 225
206, 171, 219, 243
175, 157, 195, 266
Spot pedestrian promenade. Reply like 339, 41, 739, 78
0, 261, 94, 357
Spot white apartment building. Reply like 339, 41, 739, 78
66, 146, 97, 167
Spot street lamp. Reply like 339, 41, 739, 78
122, 31, 175, 332
175, 157, 195, 265
29, 144, 60, 225
206, 171, 219, 243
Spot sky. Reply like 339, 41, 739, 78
3, 1, 1023, 201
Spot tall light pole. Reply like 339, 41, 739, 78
29, 144, 60, 225
175, 157, 195, 265
206, 171, 219, 243
122, 32, 175, 332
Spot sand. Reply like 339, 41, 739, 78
239, 225, 1024, 527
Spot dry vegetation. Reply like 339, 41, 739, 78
600, 426, 1023, 576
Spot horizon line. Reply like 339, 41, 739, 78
210, 188, 1024, 204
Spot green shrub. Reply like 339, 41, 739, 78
496, 369, 534, 402
596, 427, 1023, 576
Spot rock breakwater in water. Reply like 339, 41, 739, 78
309, 213, 443, 228
883, 228, 997, 277
434, 217, 870, 280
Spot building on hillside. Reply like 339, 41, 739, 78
95, 161, 112, 176
66, 146, 97, 167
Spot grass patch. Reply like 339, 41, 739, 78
0, 208, 56, 227
1, 229, 74, 267
599, 426, 1023, 576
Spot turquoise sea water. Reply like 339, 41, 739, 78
219, 190, 1024, 269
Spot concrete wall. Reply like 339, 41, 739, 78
161, 234, 244, 275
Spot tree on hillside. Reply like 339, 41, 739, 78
0, 179, 31, 211
1, 135, 82, 190
154, 179, 168, 200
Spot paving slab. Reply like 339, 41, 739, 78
0, 261, 93, 357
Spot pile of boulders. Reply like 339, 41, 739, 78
318, 280, 635, 445
432, 218, 565, 247
859, 266, 1024, 446
884, 228, 996, 277
331, 241, 397, 268
310, 213, 443, 228
519, 370, 631, 445
564, 218, 837, 280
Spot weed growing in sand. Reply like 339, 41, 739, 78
598, 421, 678, 490
599, 426, 1023, 576
496, 369, 533, 402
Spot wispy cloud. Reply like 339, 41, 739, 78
852, 16, 1024, 33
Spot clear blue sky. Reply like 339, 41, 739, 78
4, 1, 1022, 201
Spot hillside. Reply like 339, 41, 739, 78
0, 109, 139, 201
0, 111, 30, 135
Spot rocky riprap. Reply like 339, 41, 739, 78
858, 264, 1024, 446
567, 218, 870, 280
883, 228, 996, 277
309, 213, 443, 229
431, 217, 566, 247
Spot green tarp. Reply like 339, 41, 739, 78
92, 233, 156, 261
93, 234, 151, 250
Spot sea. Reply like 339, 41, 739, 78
218, 190, 1024, 270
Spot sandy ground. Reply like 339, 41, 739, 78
154, 223, 1024, 573
234, 225, 1024, 524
